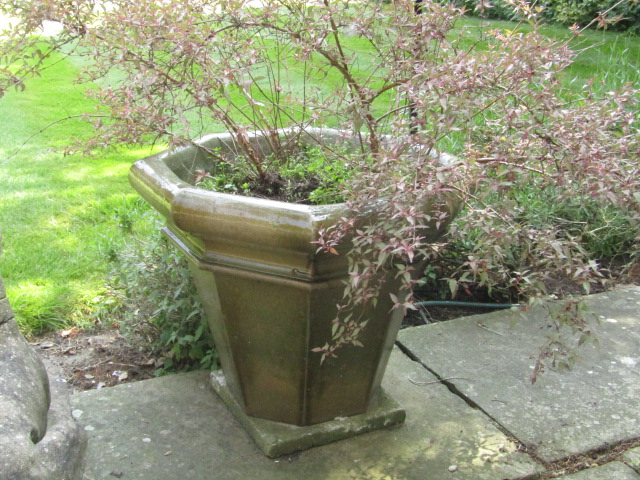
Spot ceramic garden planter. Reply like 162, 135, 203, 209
129, 128, 460, 437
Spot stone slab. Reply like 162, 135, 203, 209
71, 348, 542, 480
398, 286, 640, 463
210, 370, 406, 458
624, 447, 640, 473
558, 462, 640, 479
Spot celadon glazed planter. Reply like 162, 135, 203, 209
129, 128, 460, 455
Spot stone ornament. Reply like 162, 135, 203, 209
0, 277, 87, 480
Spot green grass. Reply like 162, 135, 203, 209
436, 17, 640, 154
456, 17, 640, 91
0, 17, 638, 336
0, 51, 159, 336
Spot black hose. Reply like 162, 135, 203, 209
414, 300, 520, 309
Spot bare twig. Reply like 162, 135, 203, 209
476, 321, 505, 336
407, 375, 471, 386
0, 114, 107, 164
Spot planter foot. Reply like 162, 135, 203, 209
211, 370, 406, 458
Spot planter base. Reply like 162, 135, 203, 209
211, 370, 406, 457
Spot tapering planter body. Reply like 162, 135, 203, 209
129, 128, 458, 426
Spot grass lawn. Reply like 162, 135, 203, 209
0, 16, 638, 336
456, 17, 640, 90
0, 50, 159, 336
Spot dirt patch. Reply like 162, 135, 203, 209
402, 257, 640, 328
32, 327, 157, 392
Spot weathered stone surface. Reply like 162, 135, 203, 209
398, 286, 640, 463
624, 447, 640, 473
0, 278, 87, 480
71, 349, 542, 480
557, 462, 640, 479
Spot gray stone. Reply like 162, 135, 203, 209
210, 370, 406, 457
71, 349, 542, 480
0, 278, 87, 480
557, 462, 640, 479
398, 286, 640, 463
623, 447, 640, 473
1, 278, 12, 325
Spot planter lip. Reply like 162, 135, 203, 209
129, 127, 459, 215
171, 185, 347, 222
128, 130, 355, 281
129, 128, 462, 281
129, 128, 352, 224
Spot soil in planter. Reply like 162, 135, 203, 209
232, 170, 322, 204
194, 146, 348, 205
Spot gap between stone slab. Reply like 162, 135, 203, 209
394, 339, 640, 480
536, 437, 640, 479
394, 340, 530, 451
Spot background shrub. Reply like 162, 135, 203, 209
452, 0, 640, 33
107, 223, 218, 374
545, 0, 640, 32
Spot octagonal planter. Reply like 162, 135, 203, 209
129, 128, 459, 441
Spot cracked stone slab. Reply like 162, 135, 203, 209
71, 348, 542, 480
398, 286, 640, 463
557, 462, 640, 479
624, 447, 640, 473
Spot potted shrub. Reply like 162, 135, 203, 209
129, 127, 461, 428
110, 0, 468, 431
2, 0, 638, 452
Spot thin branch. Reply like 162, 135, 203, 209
0, 114, 108, 164
407, 375, 471, 386
476, 321, 505, 336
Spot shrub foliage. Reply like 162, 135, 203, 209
108, 227, 217, 373
453, 0, 640, 33
1, 0, 638, 380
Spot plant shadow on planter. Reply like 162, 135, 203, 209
129, 128, 460, 455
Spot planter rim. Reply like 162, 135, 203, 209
129, 128, 460, 282
129, 129, 357, 282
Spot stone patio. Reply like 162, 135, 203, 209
67, 286, 640, 479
